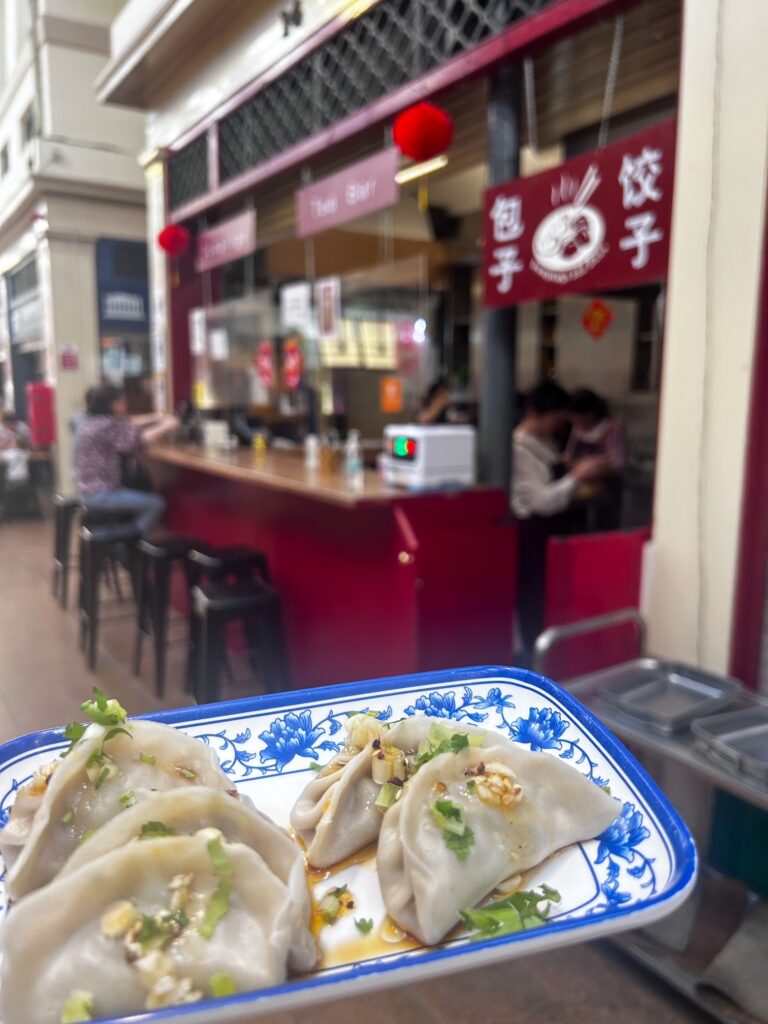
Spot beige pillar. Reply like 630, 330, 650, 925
644, 0, 768, 671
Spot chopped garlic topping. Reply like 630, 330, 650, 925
100, 900, 138, 939
168, 873, 194, 913
475, 770, 524, 808
194, 827, 223, 843
145, 974, 202, 1009
345, 714, 388, 750
136, 949, 175, 985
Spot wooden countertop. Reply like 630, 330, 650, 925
148, 442, 415, 508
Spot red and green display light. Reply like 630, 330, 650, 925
392, 436, 417, 460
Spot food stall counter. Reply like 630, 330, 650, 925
148, 443, 517, 689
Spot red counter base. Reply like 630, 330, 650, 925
154, 462, 517, 689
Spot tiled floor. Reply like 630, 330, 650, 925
0, 520, 710, 1023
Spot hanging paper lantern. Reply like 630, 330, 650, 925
393, 102, 454, 163
157, 224, 191, 257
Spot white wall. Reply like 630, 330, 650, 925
39, 0, 125, 24
42, 193, 147, 485
42, 44, 144, 155
645, 0, 768, 672
556, 295, 637, 398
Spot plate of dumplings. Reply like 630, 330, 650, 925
0, 666, 697, 1024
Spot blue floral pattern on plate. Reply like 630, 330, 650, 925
0, 667, 695, 1024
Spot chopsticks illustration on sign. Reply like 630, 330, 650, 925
572, 164, 601, 211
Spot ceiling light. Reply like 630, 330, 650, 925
395, 154, 449, 185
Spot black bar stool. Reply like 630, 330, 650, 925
191, 580, 289, 704
133, 535, 198, 697
78, 511, 142, 671
185, 545, 271, 691
52, 495, 82, 609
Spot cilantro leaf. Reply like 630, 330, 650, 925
62, 721, 87, 757
355, 917, 374, 934
460, 885, 560, 940
139, 752, 156, 765
443, 825, 475, 860
449, 733, 470, 754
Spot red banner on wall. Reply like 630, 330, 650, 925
484, 119, 676, 308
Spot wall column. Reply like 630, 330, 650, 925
645, 0, 768, 671
478, 62, 522, 490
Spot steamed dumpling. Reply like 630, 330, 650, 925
61, 786, 315, 973
0, 833, 316, 1024
377, 742, 620, 944
3, 720, 232, 899
290, 715, 486, 867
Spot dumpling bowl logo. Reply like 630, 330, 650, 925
531, 165, 608, 283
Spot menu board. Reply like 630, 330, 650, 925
360, 320, 397, 370
319, 319, 361, 368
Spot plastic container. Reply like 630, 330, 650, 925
304, 433, 319, 470
344, 429, 363, 488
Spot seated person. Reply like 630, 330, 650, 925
417, 377, 451, 425
74, 384, 178, 537
564, 388, 627, 530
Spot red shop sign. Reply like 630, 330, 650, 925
195, 210, 257, 272
484, 119, 676, 308
296, 148, 400, 239
256, 340, 275, 387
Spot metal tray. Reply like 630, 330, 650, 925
692, 706, 768, 782
579, 659, 741, 735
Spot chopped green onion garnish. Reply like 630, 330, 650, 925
199, 880, 230, 940
308, 762, 324, 772
466, 779, 477, 794
468, 733, 485, 747
94, 766, 110, 790
210, 972, 237, 997
85, 749, 103, 769
354, 917, 374, 934
319, 884, 349, 925
61, 808, 75, 825
62, 721, 87, 757
431, 798, 466, 835
78, 829, 95, 845
174, 765, 197, 780
139, 821, 176, 840
81, 688, 127, 727
60, 989, 94, 1023
118, 790, 136, 807
207, 836, 233, 878
319, 893, 341, 925
139, 752, 156, 765
375, 781, 398, 809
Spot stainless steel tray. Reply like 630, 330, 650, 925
692, 706, 768, 782
578, 659, 741, 735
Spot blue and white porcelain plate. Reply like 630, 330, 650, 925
0, 666, 697, 1024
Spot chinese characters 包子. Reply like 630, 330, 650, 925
618, 146, 664, 269
489, 195, 525, 294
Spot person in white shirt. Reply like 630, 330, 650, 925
512, 381, 609, 656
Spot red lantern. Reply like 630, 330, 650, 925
157, 224, 191, 257
393, 102, 454, 163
